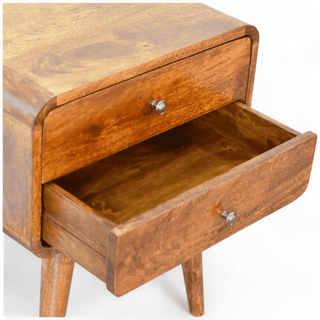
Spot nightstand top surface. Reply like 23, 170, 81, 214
3, 3, 245, 97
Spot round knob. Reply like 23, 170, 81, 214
221, 211, 237, 227
149, 99, 167, 115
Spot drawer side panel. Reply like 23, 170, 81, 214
42, 216, 107, 282
43, 183, 115, 257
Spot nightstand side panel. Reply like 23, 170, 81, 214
3, 67, 54, 257
3, 113, 33, 250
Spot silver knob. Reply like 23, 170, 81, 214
221, 211, 237, 227
148, 99, 167, 115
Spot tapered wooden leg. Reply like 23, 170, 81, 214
40, 252, 74, 317
182, 253, 204, 317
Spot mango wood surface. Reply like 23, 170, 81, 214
39, 252, 74, 317
53, 113, 258, 225
3, 3, 258, 256
108, 131, 316, 296
53, 103, 294, 225
42, 216, 107, 282
42, 104, 316, 294
235, 102, 301, 137
182, 253, 204, 317
43, 183, 115, 257
42, 38, 251, 182
3, 67, 55, 257
3, 3, 253, 104
3, 114, 34, 250
197, 102, 297, 155
43, 103, 264, 272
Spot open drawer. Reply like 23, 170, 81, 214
42, 101, 316, 297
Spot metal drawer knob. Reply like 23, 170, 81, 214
148, 99, 167, 115
221, 211, 237, 227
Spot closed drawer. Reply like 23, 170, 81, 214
42, 37, 252, 182
42, 102, 316, 296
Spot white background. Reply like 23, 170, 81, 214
2, 1, 320, 319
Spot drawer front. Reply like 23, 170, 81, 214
107, 131, 316, 296
42, 37, 251, 182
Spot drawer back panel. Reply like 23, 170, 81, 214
42, 37, 251, 183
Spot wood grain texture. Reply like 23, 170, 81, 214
53, 102, 295, 226
42, 37, 251, 182
197, 102, 297, 155
3, 3, 258, 256
244, 26, 259, 106
43, 183, 115, 256
3, 3, 248, 100
52, 113, 257, 226
182, 253, 204, 317
3, 68, 55, 257
39, 252, 74, 317
3, 66, 54, 127
3, 114, 33, 249
235, 102, 300, 136
3, 65, 56, 257
30, 128, 54, 257
107, 131, 316, 296
41, 104, 316, 296
42, 216, 107, 282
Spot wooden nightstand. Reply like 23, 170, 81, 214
3, 3, 317, 317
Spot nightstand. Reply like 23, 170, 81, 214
3, 3, 317, 317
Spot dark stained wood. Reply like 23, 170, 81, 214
39, 252, 74, 317
42, 216, 107, 282
43, 183, 115, 256
42, 38, 252, 182
182, 253, 204, 317
3, 3, 259, 257
107, 131, 316, 296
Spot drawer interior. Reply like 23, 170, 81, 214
53, 102, 297, 225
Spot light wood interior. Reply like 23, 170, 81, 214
54, 103, 296, 225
